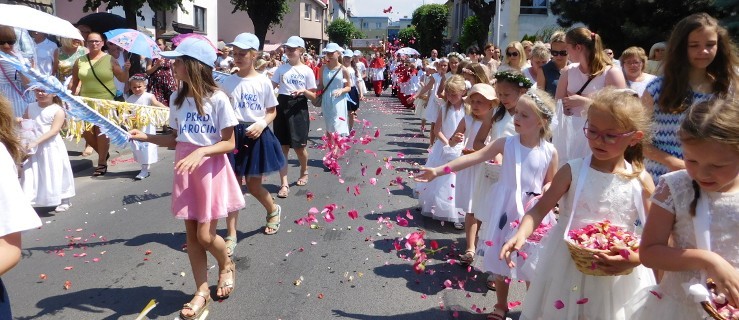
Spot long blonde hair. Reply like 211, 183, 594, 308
588, 88, 652, 183
443, 75, 470, 114
0, 96, 24, 164
679, 98, 739, 216
173, 56, 220, 116
566, 27, 611, 76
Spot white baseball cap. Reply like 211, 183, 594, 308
284, 36, 305, 48
353, 50, 362, 56
342, 49, 354, 58
229, 33, 260, 50
323, 43, 342, 53
161, 37, 217, 68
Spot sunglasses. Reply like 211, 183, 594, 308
550, 50, 567, 57
505, 51, 519, 57
0, 40, 17, 46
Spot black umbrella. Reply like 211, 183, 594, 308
76, 12, 127, 34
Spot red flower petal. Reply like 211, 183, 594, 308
554, 300, 565, 309
576, 298, 589, 304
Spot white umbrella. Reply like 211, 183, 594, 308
0, 4, 83, 40
396, 47, 420, 56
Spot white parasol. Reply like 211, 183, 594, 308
0, 4, 83, 40
396, 47, 420, 56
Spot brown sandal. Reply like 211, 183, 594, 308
276, 185, 289, 198
179, 291, 211, 320
487, 304, 508, 320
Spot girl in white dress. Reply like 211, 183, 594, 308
415, 75, 468, 226
417, 89, 559, 320
318, 43, 351, 137
500, 89, 656, 320
553, 27, 626, 166
461, 72, 531, 267
20, 89, 75, 212
414, 58, 449, 146
126, 74, 167, 180
451, 84, 497, 230
629, 98, 739, 319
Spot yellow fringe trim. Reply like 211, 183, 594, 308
65, 97, 170, 143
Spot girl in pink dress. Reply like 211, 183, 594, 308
129, 37, 245, 320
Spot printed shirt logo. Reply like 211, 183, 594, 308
236, 92, 262, 111
179, 112, 217, 134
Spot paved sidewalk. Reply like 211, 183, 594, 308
63, 137, 133, 174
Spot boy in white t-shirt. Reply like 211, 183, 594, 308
221, 33, 287, 248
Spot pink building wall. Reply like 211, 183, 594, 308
217, 0, 326, 46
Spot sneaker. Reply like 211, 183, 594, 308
134, 172, 151, 180
453, 222, 464, 230
55, 203, 72, 212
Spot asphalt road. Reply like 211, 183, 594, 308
5, 94, 526, 320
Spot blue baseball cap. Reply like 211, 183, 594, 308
229, 33, 259, 50
160, 37, 217, 68
323, 43, 342, 53
284, 36, 305, 48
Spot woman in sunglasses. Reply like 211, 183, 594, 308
0, 26, 33, 118
539, 31, 570, 97
497, 41, 526, 73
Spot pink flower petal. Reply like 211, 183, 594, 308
324, 211, 335, 223
357, 226, 364, 232
406, 210, 414, 220
619, 249, 630, 260
554, 300, 565, 309
508, 301, 522, 309
63, 266, 73, 270
347, 210, 359, 220
443, 279, 453, 288
518, 251, 528, 260
649, 290, 662, 299
308, 207, 319, 214
576, 298, 589, 304
369, 178, 377, 185
443, 166, 452, 174
484, 240, 494, 247
396, 216, 409, 227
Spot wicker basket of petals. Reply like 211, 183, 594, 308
566, 220, 639, 277
702, 279, 739, 320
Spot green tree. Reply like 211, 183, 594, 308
74, 0, 189, 29
460, 0, 501, 48
327, 19, 361, 46
411, 4, 449, 56
460, 15, 487, 50
714, 0, 739, 40
551, 0, 728, 53
230, 0, 293, 50
397, 26, 419, 48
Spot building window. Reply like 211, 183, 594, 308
362, 22, 368, 29
314, 7, 320, 21
305, 3, 312, 20
194, 6, 206, 32
520, 0, 548, 15
376, 22, 382, 29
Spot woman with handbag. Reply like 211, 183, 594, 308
69, 32, 130, 176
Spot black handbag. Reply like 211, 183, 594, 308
86, 54, 124, 101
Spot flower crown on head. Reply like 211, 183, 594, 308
494, 71, 533, 89
447, 52, 465, 61
525, 89, 554, 121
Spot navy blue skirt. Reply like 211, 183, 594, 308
228, 124, 286, 177
348, 86, 360, 111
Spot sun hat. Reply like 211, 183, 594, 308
323, 43, 342, 53
467, 83, 498, 102
284, 36, 305, 48
228, 33, 260, 50
160, 37, 217, 68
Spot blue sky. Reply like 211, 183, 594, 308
345, 0, 448, 20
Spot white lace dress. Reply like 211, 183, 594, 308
479, 136, 556, 281
21, 103, 75, 206
521, 158, 656, 320
627, 170, 739, 320
471, 110, 516, 220
416, 106, 466, 223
